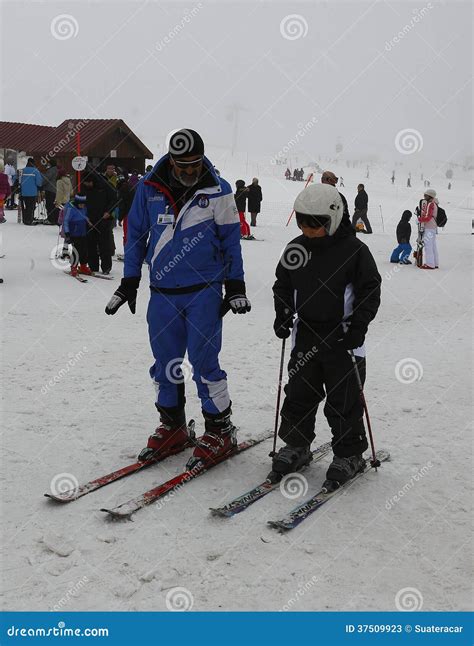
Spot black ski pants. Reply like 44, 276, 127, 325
87, 222, 113, 273
70, 236, 88, 266
22, 196, 36, 225
279, 326, 368, 458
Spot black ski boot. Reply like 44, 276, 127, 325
323, 454, 366, 491
269, 444, 313, 480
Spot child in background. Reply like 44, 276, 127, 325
234, 180, 253, 240
390, 210, 412, 264
63, 195, 92, 277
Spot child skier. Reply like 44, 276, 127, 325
390, 210, 412, 264
63, 195, 92, 277
271, 184, 381, 488
234, 180, 253, 239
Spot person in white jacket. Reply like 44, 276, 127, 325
416, 188, 439, 269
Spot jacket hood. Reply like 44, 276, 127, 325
401, 210, 412, 222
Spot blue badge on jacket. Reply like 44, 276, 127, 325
197, 195, 209, 208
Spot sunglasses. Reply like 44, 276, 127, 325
172, 157, 203, 169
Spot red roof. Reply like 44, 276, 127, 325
29, 119, 153, 158
0, 122, 55, 151
0, 119, 153, 158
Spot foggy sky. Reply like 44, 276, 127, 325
1, 1, 472, 164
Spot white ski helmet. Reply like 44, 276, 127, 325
293, 183, 343, 236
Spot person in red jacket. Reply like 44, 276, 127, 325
0, 160, 12, 223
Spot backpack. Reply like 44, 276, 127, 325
436, 206, 447, 227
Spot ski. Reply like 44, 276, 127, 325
267, 449, 390, 532
89, 272, 114, 280
64, 270, 87, 283
415, 222, 424, 267
210, 440, 332, 518
101, 430, 272, 519
45, 421, 198, 502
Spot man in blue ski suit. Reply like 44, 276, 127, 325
106, 129, 251, 467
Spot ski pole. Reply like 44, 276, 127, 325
269, 337, 286, 457
286, 173, 313, 226
379, 204, 384, 233
349, 350, 380, 468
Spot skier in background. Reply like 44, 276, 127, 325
271, 184, 381, 487
415, 188, 439, 269
63, 195, 92, 277
234, 179, 253, 240
247, 177, 263, 226
321, 170, 351, 228
352, 184, 372, 234
20, 158, 43, 225
0, 160, 11, 223
105, 129, 251, 468
390, 210, 412, 264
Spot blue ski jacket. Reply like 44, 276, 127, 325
123, 155, 244, 289
63, 203, 88, 238
20, 166, 43, 197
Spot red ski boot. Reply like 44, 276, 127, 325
79, 263, 93, 275
138, 410, 193, 462
186, 408, 237, 470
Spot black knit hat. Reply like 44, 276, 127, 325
168, 129, 204, 158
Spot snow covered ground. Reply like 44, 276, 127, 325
1, 164, 472, 613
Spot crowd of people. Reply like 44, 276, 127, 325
285, 167, 306, 181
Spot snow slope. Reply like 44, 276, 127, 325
1, 165, 472, 613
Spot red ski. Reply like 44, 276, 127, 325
101, 431, 272, 519
45, 421, 198, 503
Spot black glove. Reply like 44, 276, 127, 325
273, 307, 294, 339
64, 233, 71, 244
337, 325, 366, 350
220, 280, 251, 316
105, 277, 140, 315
